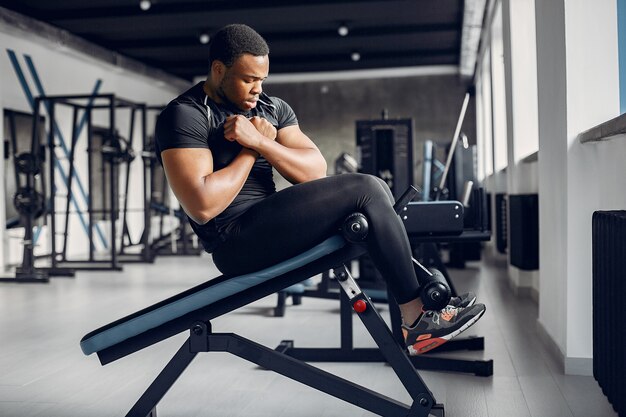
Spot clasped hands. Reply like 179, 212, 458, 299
223, 115, 277, 151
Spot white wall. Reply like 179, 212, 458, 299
563, 0, 621, 372
477, 0, 622, 376
534, 0, 569, 359
0, 18, 189, 271
536, 0, 622, 375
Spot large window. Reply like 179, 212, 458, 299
619, 0, 626, 113
480, 49, 494, 177
475, 77, 486, 181
511, 0, 539, 162
491, 3, 508, 172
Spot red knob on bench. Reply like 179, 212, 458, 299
353, 299, 367, 313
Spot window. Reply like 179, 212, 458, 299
619, 0, 626, 113
480, 49, 494, 177
491, 3, 508, 172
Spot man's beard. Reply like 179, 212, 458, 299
216, 79, 242, 110
216, 81, 230, 105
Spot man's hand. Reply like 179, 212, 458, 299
223, 115, 264, 149
250, 116, 277, 140
223, 115, 278, 150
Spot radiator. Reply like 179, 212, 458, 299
495, 193, 507, 254
592, 211, 626, 416
509, 194, 539, 270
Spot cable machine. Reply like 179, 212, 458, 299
35, 94, 151, 271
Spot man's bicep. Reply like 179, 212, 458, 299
276, 125, 319, 150
160, 148, 213, 210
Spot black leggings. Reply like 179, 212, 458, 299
212, 173, 420, 304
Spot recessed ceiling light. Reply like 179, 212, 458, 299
199, 33, 210, 44
139, 0, 151, 11
351, 52, 361, 62
338, 25, 349, 37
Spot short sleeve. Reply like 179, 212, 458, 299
155, 103, 209, 159
270, 97, 298, 130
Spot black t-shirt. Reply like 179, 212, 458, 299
154, 82, 298, 252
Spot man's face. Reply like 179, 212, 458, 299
216, 54, 269, 111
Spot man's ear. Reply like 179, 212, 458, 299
211, 60, 226, 78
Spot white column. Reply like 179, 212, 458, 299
564, 0, 619, 374
502, 0, 539, 293
536, 0, 620, 375
0, 89, 5, 271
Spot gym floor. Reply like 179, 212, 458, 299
0, 254, 617, 417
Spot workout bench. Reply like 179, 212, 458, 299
80, 188, 446, 417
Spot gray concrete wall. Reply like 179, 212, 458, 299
265, 74, 475, 189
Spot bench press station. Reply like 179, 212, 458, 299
80, 187, 448, 417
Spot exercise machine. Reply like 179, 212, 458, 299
277, 191, 493, 377
0, 108, 74, 282
275, 95, 492, 375
81, 187, 447, 417
33, 94, 152, 271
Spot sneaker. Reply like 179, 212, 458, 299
448, 292, 477, 308
403, 303, 486, 355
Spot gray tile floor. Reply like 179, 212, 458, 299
0, 254, 618, 417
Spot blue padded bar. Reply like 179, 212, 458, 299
80, 235, 346, 355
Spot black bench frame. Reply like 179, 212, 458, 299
92, 187, 448, 416
124, 264, 444, 417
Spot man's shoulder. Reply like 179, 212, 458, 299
159, 96, 206, 126
162, 82, 205, 114
258, 94, 289, 109
257, 94, 295, 118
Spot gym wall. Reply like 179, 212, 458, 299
266, 72, 476, 191
0, 24, 190, 270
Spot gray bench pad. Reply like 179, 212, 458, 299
80, 235, 346, 355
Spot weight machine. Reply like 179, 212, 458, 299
0, 109, 74, 282
276, 95, 493, 375
34, 94, 152, 271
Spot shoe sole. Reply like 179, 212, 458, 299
407, 307, 486, 355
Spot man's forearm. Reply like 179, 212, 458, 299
253, 139, 326, 184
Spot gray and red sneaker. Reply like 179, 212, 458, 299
448, 291, 477, 308
402, 303, 486, 355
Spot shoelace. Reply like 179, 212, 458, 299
429, 305, 459, 325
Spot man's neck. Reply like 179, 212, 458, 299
202, 80, 221, 104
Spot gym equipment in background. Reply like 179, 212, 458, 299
432, 92, 470, 201
32, 94, 152, 272
277, 187, 493, 376
0, 109, 74, 282
355, 116, 413, 285
356, 117, 413, 200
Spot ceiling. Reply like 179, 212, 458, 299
0, 0, 466, 81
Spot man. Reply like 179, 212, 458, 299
155, 24, 485, 355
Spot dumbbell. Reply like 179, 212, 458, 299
418, 268, 451, 311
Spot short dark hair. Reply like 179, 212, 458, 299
208, 24, 269, 67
